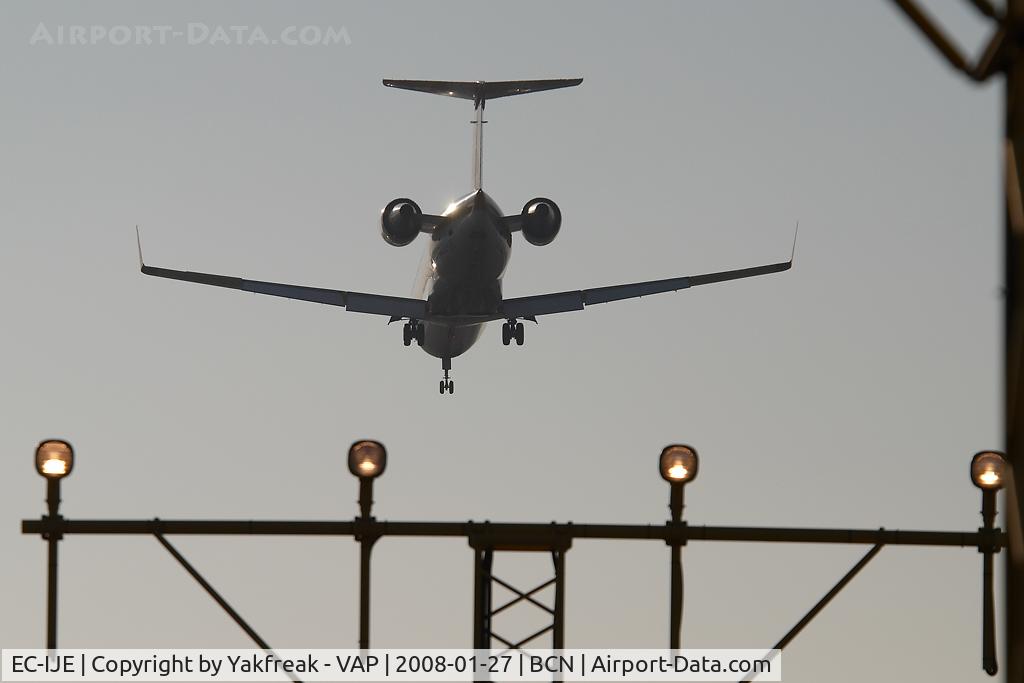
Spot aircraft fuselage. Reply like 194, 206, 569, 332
413, 189, 511, 360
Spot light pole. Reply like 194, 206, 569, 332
660, 444, 699, 650
348, 440, 386, 650
972, 450, 1008, 675
34, 439, 73, 651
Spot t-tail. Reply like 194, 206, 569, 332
382, 78, 583, 190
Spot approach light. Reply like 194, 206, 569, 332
349, 440, 387, 479
660, 444, 699, 485
971, 451, 1008, 491
36, 440, 73, 480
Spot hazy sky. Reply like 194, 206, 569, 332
0, 1, 1005, 681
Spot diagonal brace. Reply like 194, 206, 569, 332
154, 534, 302, 683
510, 624, 554, 651
490, 576, 556, 616
890, 0, 1005, 81
774, 543, 883, 651
739, 543, 883, 682
965, 0, 1001, 20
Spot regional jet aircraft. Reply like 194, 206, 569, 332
139, 78, 794, 394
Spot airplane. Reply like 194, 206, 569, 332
139, 78, 795, 395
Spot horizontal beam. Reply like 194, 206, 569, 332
21, 517, 1007, 549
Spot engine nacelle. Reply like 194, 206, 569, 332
520, 198, 561, 246
381, 198, 423, 246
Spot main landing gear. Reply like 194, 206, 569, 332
501, 319, 524, 346
439, 357, 454, 395
403, 320, 425, 347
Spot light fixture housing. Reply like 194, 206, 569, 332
659, 444, 699, 485
36, 439, 74, 479
348, 440, 387, 479
971, 451, 1008, 491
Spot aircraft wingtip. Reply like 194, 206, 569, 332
790, 221, 799, 263
136, 225, 145, 270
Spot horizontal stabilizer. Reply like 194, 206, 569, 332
382, 78, 582, 102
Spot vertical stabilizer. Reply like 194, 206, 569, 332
472, 99, 484, 190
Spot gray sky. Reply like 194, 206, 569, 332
0, 1, 1005, 681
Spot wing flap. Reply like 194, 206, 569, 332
244, 280, 347, 306
502, 291, 584, 318
346, 291, 428, 318
582, 275, 691, 305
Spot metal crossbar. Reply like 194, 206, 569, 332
491, 576, 555, 616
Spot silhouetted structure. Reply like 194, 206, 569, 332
889, 2, 1024, 678
25, 441, 1006, 680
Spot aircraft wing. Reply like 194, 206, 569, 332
138, 232, 427, 319
498, 259, 792, 320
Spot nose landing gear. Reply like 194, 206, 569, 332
501, 319, 524, 346
439, 357, 454, 395
403, 320, 425, 347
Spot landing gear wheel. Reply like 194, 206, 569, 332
502, 322, 512, 346
403, 324, 412, 347
439, 357, 453, 395
514, 322, 525, 346
415, 323, 425, 346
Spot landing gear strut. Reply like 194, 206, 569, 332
439, 357, 454, 395
403, 320, 425, 347
501, 319, 525, 346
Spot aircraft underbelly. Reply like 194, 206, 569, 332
421, 321, 484, 359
